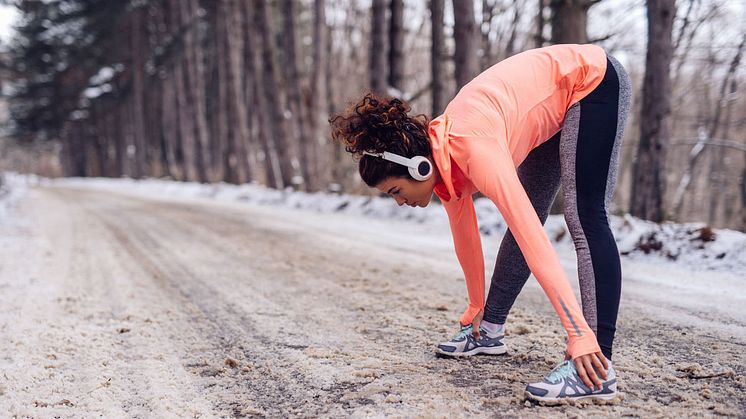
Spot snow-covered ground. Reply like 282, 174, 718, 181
0, 172, 30, 221
28, 174, 746, 278
1, 174, 744, 417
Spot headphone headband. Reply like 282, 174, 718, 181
362, 150, 433, 182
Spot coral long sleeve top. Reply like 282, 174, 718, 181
428, 44, 608, 359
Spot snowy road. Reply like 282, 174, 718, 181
1, 185, 744, 417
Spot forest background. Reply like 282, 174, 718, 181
0, 0, 744, 230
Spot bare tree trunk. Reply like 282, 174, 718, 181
630, 0, 676, 222
711, 78, 737, 225
238, 1, 259, 185
707, 130, 727, 224
213, 0, 233, 183
166, 0, 197, 181
310, 0, 330, 190
161, 71, 182, 180
430, 0, 446, 116
742, 149, 746, 230
174, 62, 198, 181
536, 0, 546, 47
326, 15, 345, 191
244, 0, 280, 188
226, 0, 253, 183
371, 0, 387, 93
121, 96, 135, 177
90, 108, 106, 177
480, 0, 496, 69
152, 0, 180, 180
201, 1, 221, 182
91, 106, 108, 177
130, 5, 147, 178
388, 0, 404, 92
181, 0, 211, 182
62, 121, 88, 177
549, 0, 592, 44
282, 0, 315, 191
114, 107, 125, 176
254, 0, 295, 189
144, 71, 164, 177
453, 0, 480, 89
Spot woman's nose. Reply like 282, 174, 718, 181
394, 196, 406, 206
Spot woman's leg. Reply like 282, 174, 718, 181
482, 132, 562, 325
559, 56, 632, 360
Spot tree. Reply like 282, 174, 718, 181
310, 0, 330, 190
129, 4, 147, 178
430, 0, 446, 116
549, 0, 594, 44
370, 0, 387, 93
453, 0, 480, 89
254, 0, 295, 188
179, 0, 212, 182
388, 0, 404, 92
282, 0, 315, 191
243, 0, 280, 188
630, 0, 676, 222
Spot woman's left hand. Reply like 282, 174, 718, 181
573, 352, 609, 390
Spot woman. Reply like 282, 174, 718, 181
330, 43, 631, 403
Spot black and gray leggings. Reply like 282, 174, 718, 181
482, 56, 632, 360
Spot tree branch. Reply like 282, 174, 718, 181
589, 32, 617, 43
671, 138, 746, 152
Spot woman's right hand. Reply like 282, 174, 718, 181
573, 352, 609, 390
462, 309, 484, 339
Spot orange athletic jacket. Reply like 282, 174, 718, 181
428, 44, 608, 359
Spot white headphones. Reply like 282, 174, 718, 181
362, 150, 433, 181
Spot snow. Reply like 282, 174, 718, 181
0, 172, 32, 222
612, 215, 746, 275
11, 173, 742, 278
0, 4, 18, 44
88, 66, 117, 86
82, 84, 112, 99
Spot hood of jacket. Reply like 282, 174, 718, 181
428, 113, 462, 202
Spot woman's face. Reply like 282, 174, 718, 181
374, 171, 439, 208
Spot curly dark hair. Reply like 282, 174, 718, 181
329, 93, 431, 187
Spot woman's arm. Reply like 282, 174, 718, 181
441, 194, 486, 327
452, 134, 601, 359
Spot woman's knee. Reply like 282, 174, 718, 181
564, 202, 611, 238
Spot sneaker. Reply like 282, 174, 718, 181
435, 324, 507, 357
524, 359, 617, 403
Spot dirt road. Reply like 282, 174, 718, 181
1, 185, 744, 417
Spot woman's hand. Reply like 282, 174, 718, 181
469, 310, 484, 339
573, 352, 609, 390
459, 309, 484, 338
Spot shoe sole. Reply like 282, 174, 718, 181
435, 344, 508, 357
524, 390, 617, 404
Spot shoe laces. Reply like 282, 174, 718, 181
546, 360, 577, 384
453, 325, 473, 340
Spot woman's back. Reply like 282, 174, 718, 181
443, 44, 607, 166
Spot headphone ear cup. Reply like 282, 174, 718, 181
408, 156, 432, 181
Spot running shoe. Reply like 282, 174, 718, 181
435, 324, 507, 357
524, 359, 617, 403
